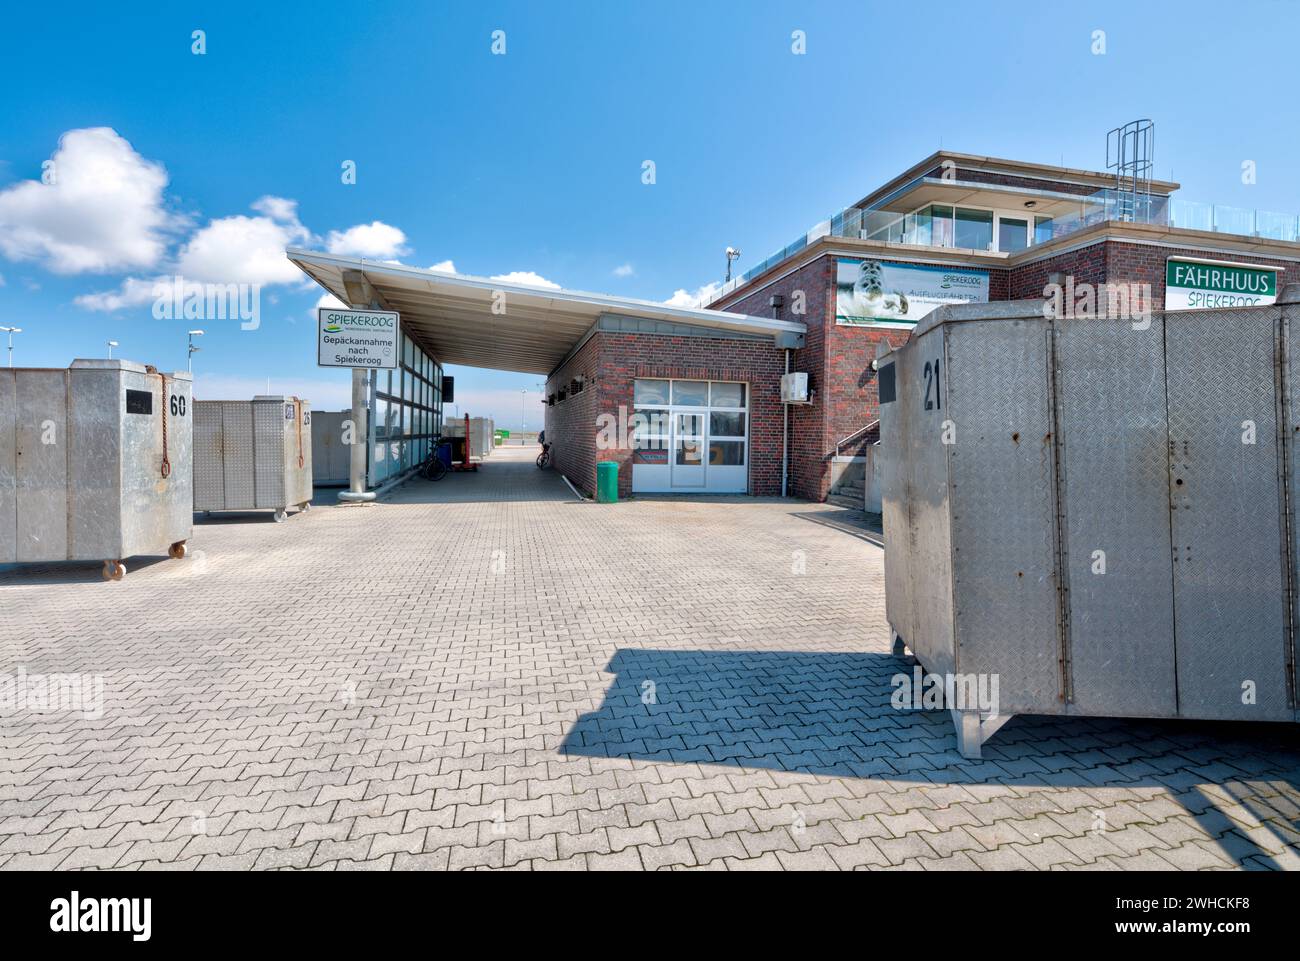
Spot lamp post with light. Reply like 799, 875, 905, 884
725, 247, 742, 283
0, 326, 21, 368
187, 329, 204, 373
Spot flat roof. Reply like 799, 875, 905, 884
286, 250, 806, 375
852, 150, 1181, 211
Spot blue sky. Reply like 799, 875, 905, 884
1, 0, 1297, 427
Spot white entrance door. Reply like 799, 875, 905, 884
631, 378, 748, 494
671, 412, 706, 488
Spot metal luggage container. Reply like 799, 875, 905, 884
468, 417, 495, 459
193, 396, 312, 522
877, 288, 1300, 757
0, 359, 192, 580
309, 410, 350, 487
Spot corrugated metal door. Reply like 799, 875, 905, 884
947, 319, 1063, 714
904, 325, 957, 677
253, 400, 288, 509
1288, 301, 1300, 709
1165, 306, 1291, 720
14, 371, 67, 562
0, 373, 15, 562
193, 401, 224, 510
1054, 314, 1178, 716
221, 402, 255, 509
878, 349, 913, 650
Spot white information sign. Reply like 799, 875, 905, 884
317, 308, 399, 369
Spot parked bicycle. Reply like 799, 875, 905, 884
536, 441, 552, 469
420, 440, 449, 481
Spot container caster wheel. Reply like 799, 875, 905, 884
169, 541, 188, 559
102, 560, 126, 581
299, 502, 312, 512
273, 510, 287, 523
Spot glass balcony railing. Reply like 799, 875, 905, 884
709, 187, 1300, 304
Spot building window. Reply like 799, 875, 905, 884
892, 203, 1060, 252
954, 208, 994, 250
927, 205, 954, 247
670, 380, 708, 406
634, 379, 669, 405
997, 216, 1029, 253
370, 328, 442, 486
632, 378, 748, 493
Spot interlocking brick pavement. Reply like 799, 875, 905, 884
1, 445, 1298, 870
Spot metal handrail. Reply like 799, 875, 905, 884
832, 420, 879, 458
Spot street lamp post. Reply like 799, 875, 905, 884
187, 329, 204, 373
107, 340, 119, 359
520, 388, 527, 434
0, 326, 21, 368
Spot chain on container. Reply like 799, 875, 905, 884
295, 397, 305, 469
146, 365, 172, 479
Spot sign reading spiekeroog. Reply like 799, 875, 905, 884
1165, 257, 1280, 310
317, 308, 400, 369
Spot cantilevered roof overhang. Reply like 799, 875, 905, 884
287, 249, 807, 375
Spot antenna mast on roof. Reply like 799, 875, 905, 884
1106, 120, 1155, 223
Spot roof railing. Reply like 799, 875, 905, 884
707, 188, 1300, 306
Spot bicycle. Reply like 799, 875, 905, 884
420, 441, 449, 481
536, 441, 552, 469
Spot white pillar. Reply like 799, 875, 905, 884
338, 367, 376, 502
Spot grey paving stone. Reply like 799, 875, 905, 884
0, 447, 1294, 873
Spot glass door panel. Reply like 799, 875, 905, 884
671, 412, 705, 488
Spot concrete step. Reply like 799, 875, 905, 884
825, 492, 866, 509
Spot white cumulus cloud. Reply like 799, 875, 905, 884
489, 270, 560, 290
613, 263, 634, 277
326, 221, 408, 259
664, 282, 721, 308
0, 127, 174, 274
1, 128, 416, 315
428, 260, 456, 274
251, 195, 300, 223
73, 277, 162, 312
309, 291, 347, 318
175, 205, 311, 286
76, 196, 313, 310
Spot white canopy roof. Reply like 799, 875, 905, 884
287, 249, 806, 375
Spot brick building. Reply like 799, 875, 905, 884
704, 150, 1300, 501
292, 150, 1300, 502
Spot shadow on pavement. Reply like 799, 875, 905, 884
561, 647, 1300, 869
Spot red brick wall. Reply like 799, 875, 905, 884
716, 253, 1014, 499
597, 331, 787, 497
936, 165, 1104, 198
714, 258, 832, 500
545, 330, 789, 497
639, 237, 1300, 503
1008, 243, 1109, 299
1009, 240, 1300, 309
543, 334, 600, 493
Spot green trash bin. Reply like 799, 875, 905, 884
596, 461, 619, 503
